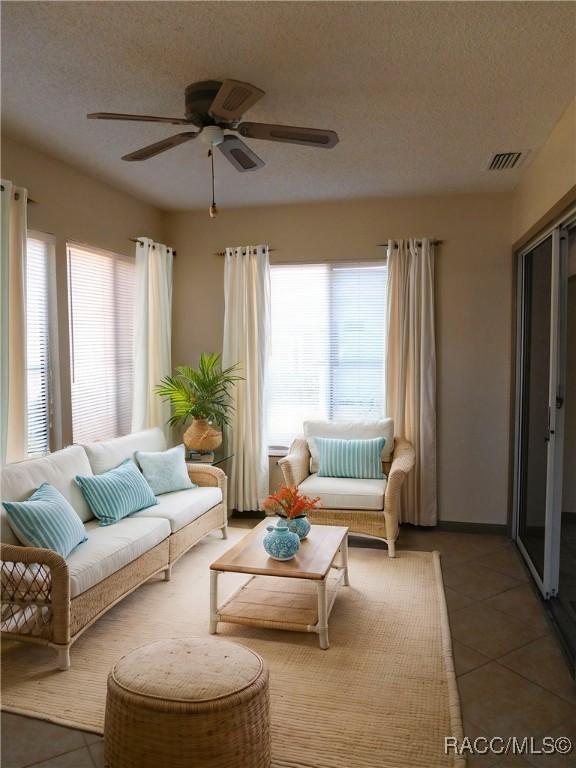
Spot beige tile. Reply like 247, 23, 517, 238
450, 602, 547, 659
442, 562, 521, 600
463, 719, 501, 768
453, 640, 491, 676
89, 740, 105, 768
499, 636, 576, 705
28, 747, 95, 768
485, 585, 551, 635
445, 586, 474, 613
479, 548, 530, 583
458, 662, 575, 739
525, 720, 576, 768
82, 731, 103, 747
1, 713, 86, 768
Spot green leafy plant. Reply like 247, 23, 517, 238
155, 352, 242, 429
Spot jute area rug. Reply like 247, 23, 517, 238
1, 527, 464, 768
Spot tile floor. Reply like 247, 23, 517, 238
2, 525, 575, 767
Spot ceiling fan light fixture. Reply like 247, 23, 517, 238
201, 125, 224, 147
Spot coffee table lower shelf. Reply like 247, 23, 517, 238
210, 569, 347, 649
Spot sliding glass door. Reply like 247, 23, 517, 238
514, 227, 566, 598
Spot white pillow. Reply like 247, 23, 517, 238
303, 419, 394, 473
135, 444, 195, 496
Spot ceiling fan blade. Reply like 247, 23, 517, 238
209, 80, 265, 122
122, 132, 198, 161
218, 135, 265, 172
238, 122, 339, 148
88, 112, 190, 125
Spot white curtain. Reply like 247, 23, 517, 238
1, 181, 28, 465
131, 237, 173, 436
223, 245, 270, 511
386, 238, 437, 525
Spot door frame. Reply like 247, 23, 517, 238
512, 210, 574, 597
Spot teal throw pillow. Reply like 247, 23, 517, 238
75, 459, 158, 526
2, 483, 87, 557
315, 436, 386, 480
135, 444, 196, 496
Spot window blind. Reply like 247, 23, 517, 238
268, 261, 388, 447
26, 235, 51, 456
67, 243, 135, 444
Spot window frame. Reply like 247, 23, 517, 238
267, 258, 388, 449
66, 240, 136, 445
25, 229, 60, 456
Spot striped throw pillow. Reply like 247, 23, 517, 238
315, 437, 386, 480
3, 483, 87, 557
75, 459, 158, 527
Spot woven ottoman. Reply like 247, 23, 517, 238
104, 637, 271, 768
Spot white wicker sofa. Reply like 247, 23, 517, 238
0, 428, 227, 670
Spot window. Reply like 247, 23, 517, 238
25, 233, 54, 456
268, 261, 388, 447
67, 243, 135, 444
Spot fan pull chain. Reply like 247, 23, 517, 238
208, 148, 218, 218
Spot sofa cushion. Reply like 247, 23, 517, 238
3, 483, 87, 557
68, 516, 170, 597
132, 487, 223, 533
75, 459, 158, 527
136, 444, 195, 496
0, 446, 95, 543
83, 428, 167, 475
304, 419, 394, 472
298, 473, 387, 511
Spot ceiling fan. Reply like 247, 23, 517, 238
87, 79, 339, 171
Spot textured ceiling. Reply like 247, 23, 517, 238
2, 1, 575, 210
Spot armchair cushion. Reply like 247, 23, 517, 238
304, 419, 394, 471
316, 436, 386, 480
298, 474, 387, 511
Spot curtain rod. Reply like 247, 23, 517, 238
0, 185, 37, 204
214, 248, 278, 256
378, 239, 443, 248
130, 237, 177, 258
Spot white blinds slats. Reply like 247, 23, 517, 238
268, 262, 388, 447
26, 236, 50, 456
67, 244, 135, 444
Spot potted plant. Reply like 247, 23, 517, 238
155, 352, 242, 453
262, 485, 321, 540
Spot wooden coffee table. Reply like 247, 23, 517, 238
209, 519, 349, 649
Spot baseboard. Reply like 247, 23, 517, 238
434, 520, 508, 535
231, 510, 266, 519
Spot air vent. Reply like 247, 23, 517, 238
487, 151, 529, 171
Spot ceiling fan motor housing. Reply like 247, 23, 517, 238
185, 80, 228, 126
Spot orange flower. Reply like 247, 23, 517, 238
262, 485, 321, 519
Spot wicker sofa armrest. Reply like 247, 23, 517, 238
277, 438, 311, 487
1, 542, 70, 643
383, 438, 416, 540
187, 463, 228, 509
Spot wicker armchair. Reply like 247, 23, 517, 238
278, 437, 415, 557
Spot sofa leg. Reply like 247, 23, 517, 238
56, 646, 70, 671
164, 566, 172, 582
221, 525, 228, 540
387, 540, 396, 558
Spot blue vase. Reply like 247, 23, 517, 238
263, 521, 300, 561
288, 515, 311, 540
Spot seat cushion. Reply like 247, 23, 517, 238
299, 473, 387, 511
83, 428, 167, 475
304, 419, 394, 471
68, 517, 170, 598
132, 487, 223, 533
